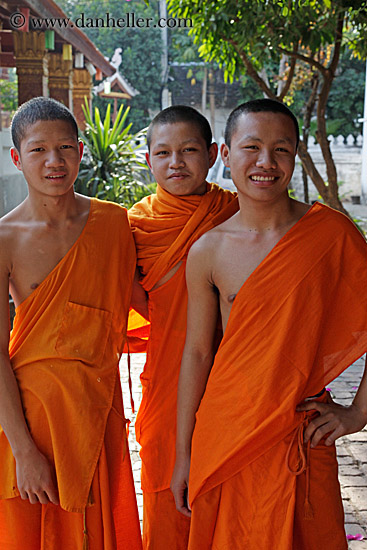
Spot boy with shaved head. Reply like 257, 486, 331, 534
128, 105, 238, 549
0, 97, 142, 549
171, 99, 367, 549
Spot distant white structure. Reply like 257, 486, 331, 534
110, 48, 123, 70
360, 60, 367, 204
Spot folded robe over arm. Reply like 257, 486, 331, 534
188, 203, 367, 550
128, 183, 238, 548
0, 199, 142, 550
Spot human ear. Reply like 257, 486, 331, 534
208, 142, 218, 168
145, 151, 153, 171
78, 140, 84, 161
221, 143, 230, 167
10, 148, 22, 171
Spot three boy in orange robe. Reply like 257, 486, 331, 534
1, 95, 366, 550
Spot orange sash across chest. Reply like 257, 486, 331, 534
129, 183, 238, 291
189, 203, 367, 506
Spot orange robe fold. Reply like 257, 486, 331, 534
128, 183, 238, 548
188, 203, 367, 550
0, 198, 142, 549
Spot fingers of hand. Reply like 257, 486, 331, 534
46, 488, 60, 506
304, 409, 348, 447
18, 471, 59, 506
170, 481, 191, 517
297, 400, 325, 413
20, 483, 58, 505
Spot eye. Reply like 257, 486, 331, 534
183, 147, 197, 152
31, 147, 44, 152
155, 150, 169, 156
276, 147, 290, 153
243, 145, 258, 150
60, 144, 73, 149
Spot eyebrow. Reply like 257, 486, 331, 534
26, 136, 76, 146
241, 135, 294, 145
153, 138, 202, 148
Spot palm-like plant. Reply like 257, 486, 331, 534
75, 99, 154, 208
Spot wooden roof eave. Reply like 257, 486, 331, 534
25, 0, 115, 76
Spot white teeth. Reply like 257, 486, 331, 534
251, 176, 275, 181
47, 175, 64, 178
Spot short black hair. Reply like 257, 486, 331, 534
146, 105, 212, 151
224, 99, 299, 150
11, 97, 78, 151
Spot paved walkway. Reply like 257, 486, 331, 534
120, 353, 367, 548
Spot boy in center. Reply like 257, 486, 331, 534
128, 105, 238, 549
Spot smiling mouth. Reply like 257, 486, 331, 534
250, 175, 276, 182
45, 174, 66, 179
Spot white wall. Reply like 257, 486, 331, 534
0, 129, 27, 217
292, 135, 362, 201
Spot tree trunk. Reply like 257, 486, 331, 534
208, 68, 215, 137
302, 166, 309, 204
201, 66, 207, 115
297, 141, 350, 216
301, 72, 319, 204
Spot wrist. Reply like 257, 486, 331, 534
175, 447, 191, 460
11, 437, 37, 461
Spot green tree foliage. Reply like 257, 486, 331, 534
0, 70, 18, 114
326, 51, 365, 140
167, 0, 367, 214
75, 99, 153, 208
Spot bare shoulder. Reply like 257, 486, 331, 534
187, 214, 240, 286
190, 212, 240, 257
0, 201, 29, 271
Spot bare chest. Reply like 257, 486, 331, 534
9, 224, 85, 307
212, 234, 281, 330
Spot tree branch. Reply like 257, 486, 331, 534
297, 140, 329, 201
278, 46, 298, 101
278, 46, 327, 75
226, 37, 277, 99
316, 11, 344, 193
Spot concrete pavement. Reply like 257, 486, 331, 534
120, 353, 367, 548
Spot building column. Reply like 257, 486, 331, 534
13, 31, 48, 105
48, 53, 73, 109
73, 69, 92, 131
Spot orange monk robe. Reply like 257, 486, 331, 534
188, 203, 367, 550
128, 183, 238, 549
0, 199, 142, 550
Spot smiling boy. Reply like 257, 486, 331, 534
128, 105, 238, 549
0, 97, 142, 549
171, 99, 367, 549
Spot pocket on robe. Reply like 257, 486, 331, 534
55, 301, 112, 365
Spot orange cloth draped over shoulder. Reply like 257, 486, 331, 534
0, 199, 142, 550
187, 203, 367, 550
128, 184, 238, 546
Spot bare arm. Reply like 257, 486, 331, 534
130, 268, 149, 321
170, 239, 219, 516
0, 248, 58, 505
298, 355, 367, 448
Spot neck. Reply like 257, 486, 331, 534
25, 190, 81, 223
237, 192, 298, 233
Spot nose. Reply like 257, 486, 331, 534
45, 149, 64, 167
169, 152, 185, 169
256, 148, 276, 170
